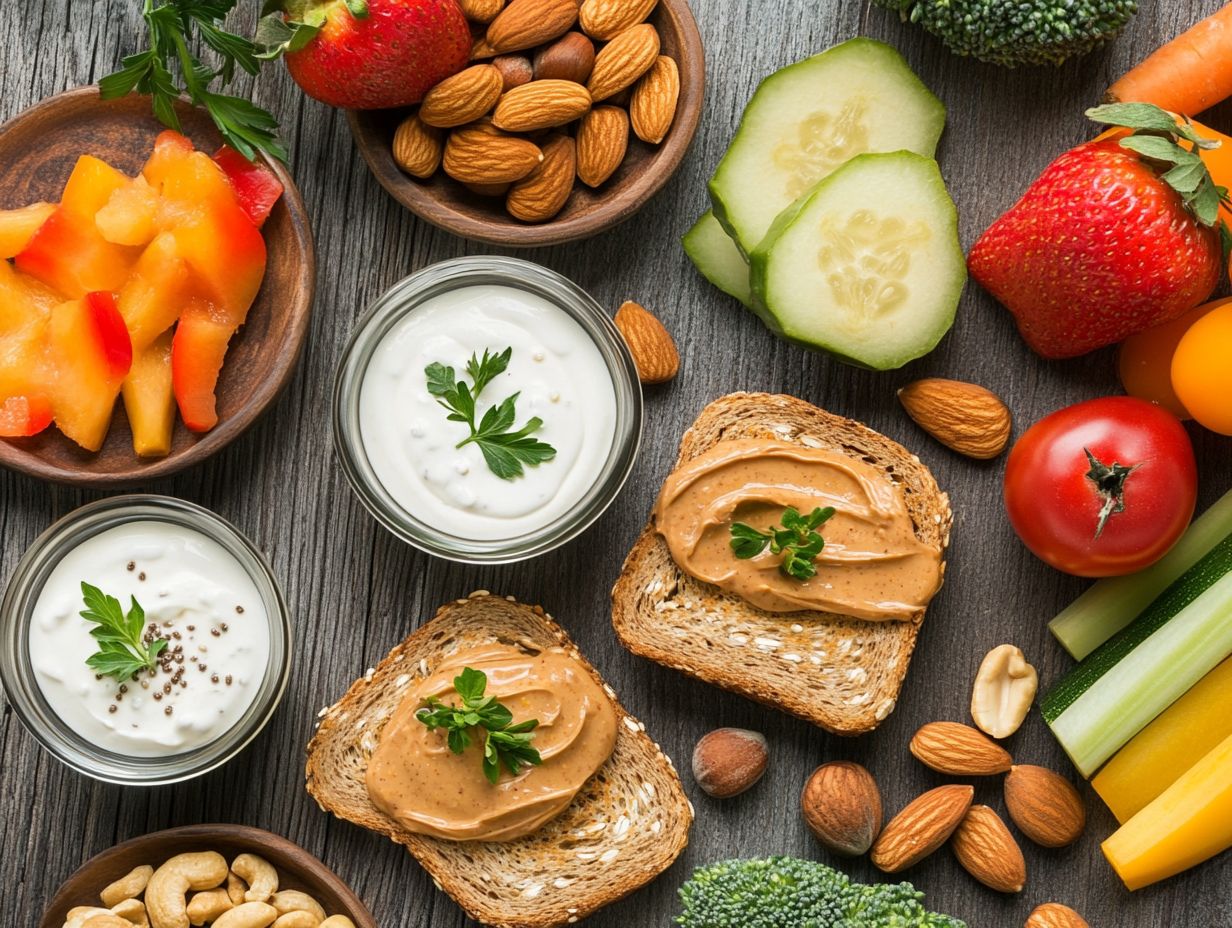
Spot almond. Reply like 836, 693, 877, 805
533, 31, 596, 83
492, 79, 592, 132
629, 54, 678, 144
579, 0, 658, 40
898, 378, 1012, 460
471, 34, 499, 59
576, 106, 629, 187
492, 54, 534, 90
464, 181, 512, 196
871, 784, 974, 873
507, 135, 576, 222
1025, 903, 1090, 928
614, 300, 679, 383
586, 23, 660, 102
442, 126, 544, 184
691, 728, 768, 798
487, 0, 579, 53
392, 114, 444, 178
459, 0, 505, 22
950, 805, 1026, 893
800, 761, 882, 857
1004, 765, 1086, 848
909, 721, 1013, 776
419, 64, 504, 128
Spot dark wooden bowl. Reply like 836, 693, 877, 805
0, 87, 315, 488
349, 0, 705, 247
38, 824, 377, 928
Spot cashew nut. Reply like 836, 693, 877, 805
231, 854, 278, 903
186, 889, 233, 926
226, 873, 248, 906
971, 644, 1039, 739
318, 918, 356, 928
101, 866, 155, 907
110, 898, 149, 927
80, 917, 135, 928
212, 902, 277, 928
269, 892, 325, 922
145, 852, 229, 928
271, 914, 318, 928
66, 907, 113, 928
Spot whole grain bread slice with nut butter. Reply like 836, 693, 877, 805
611, 392, 952, 735
304, 592, 693, 928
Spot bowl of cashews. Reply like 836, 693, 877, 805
39, 825, 377, 928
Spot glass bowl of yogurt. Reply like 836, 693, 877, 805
334, 256, 643, 562
0, 495, 291, 785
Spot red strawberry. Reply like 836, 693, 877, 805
969, 110, 1227, 360
267, 0, 471, 110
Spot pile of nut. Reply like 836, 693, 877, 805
60, 851, 356, 928
392, 0, 681, 223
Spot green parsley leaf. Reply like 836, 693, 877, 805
79, 582, 168, 682
729, 506, 837, 581
424, 348, 557, 481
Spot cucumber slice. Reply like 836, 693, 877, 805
683, 211, 752, 307
709, 38, 945, 256
748, 151, 964, 370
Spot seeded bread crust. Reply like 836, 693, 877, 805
304, 593, 693, 928
611, 392, 953, 735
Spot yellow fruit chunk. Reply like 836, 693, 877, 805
95, 175, 161, 247
1094, 657, 1232, 823
122, 329, 175, 458
0, 202, 55, 259
1103, 729, 1232, 890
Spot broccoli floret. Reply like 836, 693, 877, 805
872, 0, 1139, 67
675, 857, 965, 928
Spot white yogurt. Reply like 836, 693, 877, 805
28, 520, 269, 757
358, 284, 618, 541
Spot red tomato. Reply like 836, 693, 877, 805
1004, 396, 1197, 577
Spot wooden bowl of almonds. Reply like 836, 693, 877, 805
348, 0, 704, 247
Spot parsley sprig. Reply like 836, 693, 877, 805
100, 0, 286, 162
416, 667, 542, 785
79, 582, 168, 681
729, 506, 837, 581
425, 348, 557, 481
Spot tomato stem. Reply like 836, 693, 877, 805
1085, 448, 1139, 539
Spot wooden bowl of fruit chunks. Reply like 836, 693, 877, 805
0, 86, 314, 487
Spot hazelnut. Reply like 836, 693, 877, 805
801, 761, 883, 857
691, 728, 768, 798
533, 31, 596, 84
492, 54, 533, 91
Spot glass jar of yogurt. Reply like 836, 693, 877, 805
334, 257, 643, 563
0, 495, 291, 785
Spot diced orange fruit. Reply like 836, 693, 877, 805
0, 395, 53, 437
122, 329, 175, 457
118, 232, 189, 352
95, 175, 161, 247
172, 304, 235, 433
140, 130, 195, 190
0, 203, 55, 259
213, 146, 284, 227
0, 262, 54, 437
48, 292, 133, 451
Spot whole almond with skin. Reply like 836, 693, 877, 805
1004, 765, 1086, 848
471, 34, 499, 59
459, 0, 505, 22
492, 54, 533, 90
576, 106, 629, 187
871, 784, 974, 873
910, 721, 1013, 776
507, 135, 576, 222
533, 31, 596, 83
898, 378, 1012, 460
579, 0, 658, 40
951, 805, 1026, 893
442, 126, 543, 184
615, 300, 679, 383
586, 23, 660, 101
492, 79, 592, 132
465, 181, 512, 196
629, 54, 679, 144
419, 64, 504, 128
691, 728, 768, 798
800, 761, 882, 857
487, 0, 579, 53
392, 114, 444, 178
1026, 903, 1090, 928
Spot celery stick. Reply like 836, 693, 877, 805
1050, 488, 1232, 660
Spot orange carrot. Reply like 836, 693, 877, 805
1106, 3, 1232, 116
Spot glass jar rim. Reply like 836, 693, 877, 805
0, 495, 292, 785
332, 256, 643, 564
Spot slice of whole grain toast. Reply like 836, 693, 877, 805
305, 592, 693, 928
611, 392, 953, 735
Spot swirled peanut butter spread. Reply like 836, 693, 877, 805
365, 644, 618, 842
654, 439, 943, 619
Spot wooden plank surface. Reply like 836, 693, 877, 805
3, 0, 1232, 925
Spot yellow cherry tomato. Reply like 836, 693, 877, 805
1119, 298, 1232, 420
1173, 301, 1232, 435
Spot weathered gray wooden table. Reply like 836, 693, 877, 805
4, 1, 1232, 925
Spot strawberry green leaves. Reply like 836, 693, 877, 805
730, 506, 837, 581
